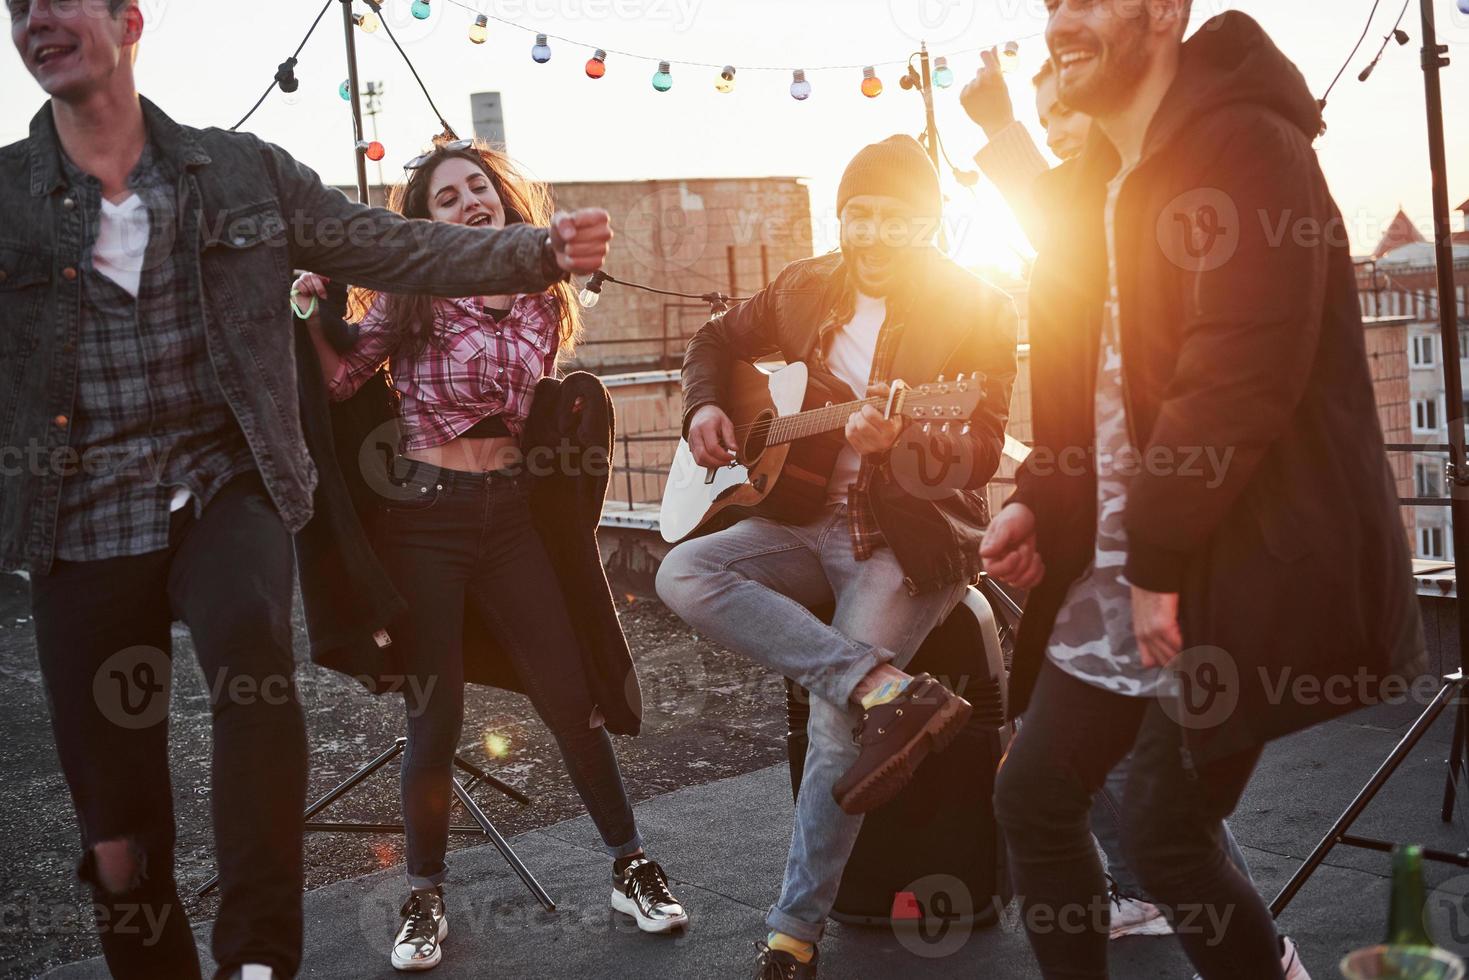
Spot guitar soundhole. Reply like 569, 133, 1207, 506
741, 409, 774, 463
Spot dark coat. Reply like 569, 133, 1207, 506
1009, 12, 1425, 763
679, 249, 1019, 594
292, 329, 642, 736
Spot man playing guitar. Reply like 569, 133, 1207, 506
656, 135, 1018, 978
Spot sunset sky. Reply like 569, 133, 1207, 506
4, 0, 1468, 271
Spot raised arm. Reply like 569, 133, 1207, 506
255, 137, 608, 298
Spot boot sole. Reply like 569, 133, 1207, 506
835, 687, 973, 815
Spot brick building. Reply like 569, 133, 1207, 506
1357, 200, 1469, 561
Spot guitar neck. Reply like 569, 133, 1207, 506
766, 395, 888, 446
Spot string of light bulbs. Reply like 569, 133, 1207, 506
348, 0, 1036, 101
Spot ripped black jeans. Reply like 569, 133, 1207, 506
376, 463, 641, 890
29, 471, 306, 980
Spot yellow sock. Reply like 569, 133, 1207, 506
766, 931, 815, 963
859, 676, 911, 710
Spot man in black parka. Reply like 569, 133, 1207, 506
981, 4, 1425, 978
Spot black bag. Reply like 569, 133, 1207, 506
787, 588, 1012, 929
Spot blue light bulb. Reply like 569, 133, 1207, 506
410, 0, 431, 20
531, 33, 551, 63
652, 60, 673, 92
933, 56, 954, 89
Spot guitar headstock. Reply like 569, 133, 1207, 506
893, 372, 986, 435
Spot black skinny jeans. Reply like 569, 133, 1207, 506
29, 471, 306, 980
994, 660, 1280, 980
376, 463, 641, 889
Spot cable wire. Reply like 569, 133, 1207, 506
363, 0, 457, 137
230, 0, 335, 132
1319, 0, 1383, 109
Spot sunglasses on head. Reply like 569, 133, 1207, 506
404, 138, 474, 171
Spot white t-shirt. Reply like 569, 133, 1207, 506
823, 291, 886, 505
94, 192, 192, 514
94, 193, 148, 297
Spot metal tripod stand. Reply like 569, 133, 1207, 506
196, 737, 556, 910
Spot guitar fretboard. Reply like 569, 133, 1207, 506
766, 395, 890, 445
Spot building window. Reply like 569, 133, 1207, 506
1416, 462, 1444, 498
1415, 398, 1441, 432
1412, 334, 1437, 367
1459, 327, 1468, 359
1420, 526, 1446, 560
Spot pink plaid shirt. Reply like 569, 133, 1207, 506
328, 291, 561, 451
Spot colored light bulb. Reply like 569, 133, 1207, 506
410, 0, 431, 20
358, 140, 386, 162
652, 60, 673, 92
586, 48, 607, 78
468, 14, 488, 44
1002, 40, 1021, 72
715, 65, 736, 93
933, 56, 953, 88
353, 11, 380, 33
338, 79, 351, 101
531, 33, 551, 63
789, 68, 811, 101
860, 65, 882, 98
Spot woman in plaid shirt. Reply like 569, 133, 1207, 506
295, 141, 687, 972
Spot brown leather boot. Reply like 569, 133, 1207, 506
831, 674, 973, 815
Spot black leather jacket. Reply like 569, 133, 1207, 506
679, 249, 1018, 594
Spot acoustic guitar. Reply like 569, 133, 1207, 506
659, 360, 984, 543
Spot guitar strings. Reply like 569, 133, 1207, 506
729, 396, 886, 440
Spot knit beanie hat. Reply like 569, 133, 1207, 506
836, 134, 941, 219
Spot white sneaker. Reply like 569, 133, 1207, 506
1109, 892, 1173, 938
1190, 934, 1312, 979
1281, 935, 1312, 980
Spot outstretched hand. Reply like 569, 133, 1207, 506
549, 209, 613, 275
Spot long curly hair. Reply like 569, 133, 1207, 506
350, 140, 582, 365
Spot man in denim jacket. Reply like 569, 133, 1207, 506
2, 2, 610, 977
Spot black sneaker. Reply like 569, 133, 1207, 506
391, 886, 447, 972
754, 940, 819, 979
611, 857, 689, 933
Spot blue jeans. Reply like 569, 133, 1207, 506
1092, 752, 1252, 900
657, 503, 966, 943
377, 464, 644, 889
